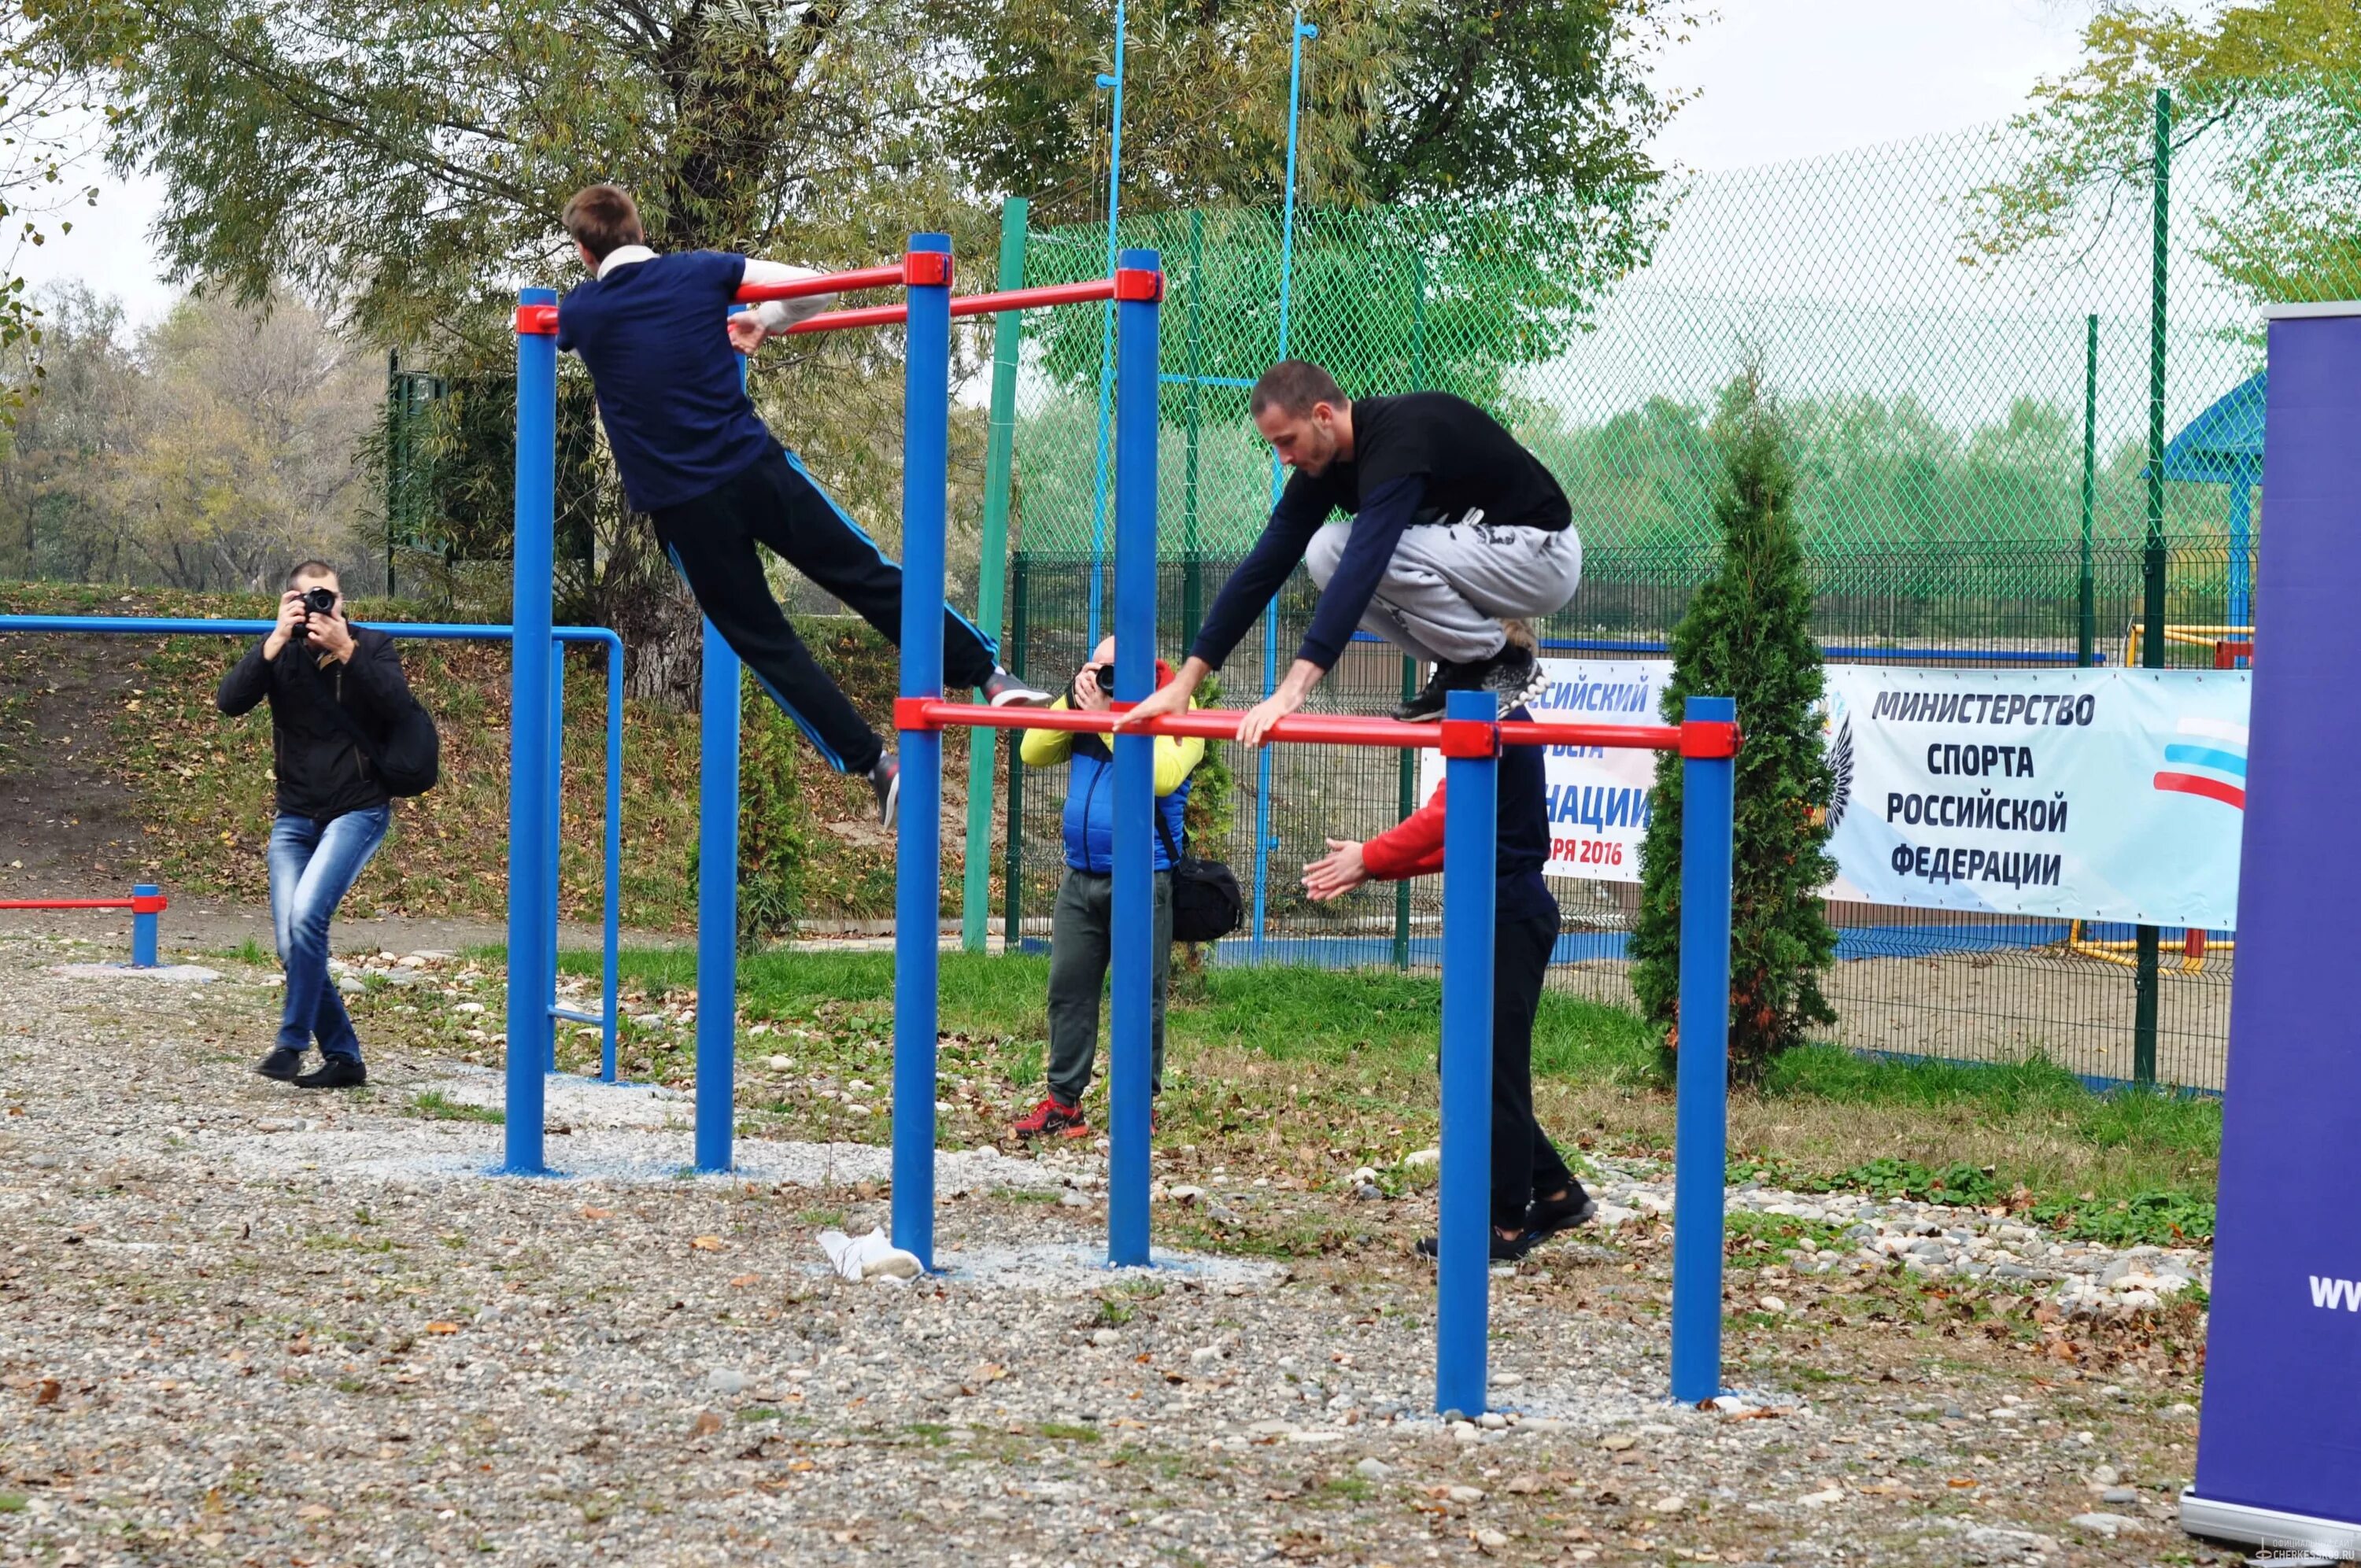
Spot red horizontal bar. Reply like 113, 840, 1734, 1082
785, 277, 1127, 337
734, 261, 907, 303
909, 701, 1683, 753
0, 898, 138, 910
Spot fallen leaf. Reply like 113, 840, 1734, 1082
691, 1235, 725, 1251
35, 1378, 61, 1406
579, 1206, 614, 1220
296, 1503, 332, 1519
729, 1273, 761, 1288
1946, 1478, 1978, 1489
425, 1322, 461, 1335
691, 1410, 724, 1437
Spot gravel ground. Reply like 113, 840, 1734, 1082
1, 932, 2233, 1567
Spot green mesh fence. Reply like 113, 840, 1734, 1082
985, 79, 2361, 1094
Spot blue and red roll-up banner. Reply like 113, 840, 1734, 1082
2180, 304, 2361, 1558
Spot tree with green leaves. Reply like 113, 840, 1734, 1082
1629, 363, 1836, 1083
1964, 0, 2361, 307
0, 11, 109, 425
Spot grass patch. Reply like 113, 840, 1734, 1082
1036, 1422, 1101, 1443
409, 1090, 504, 1125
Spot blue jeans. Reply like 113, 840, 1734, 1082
268, 806, 390, 1059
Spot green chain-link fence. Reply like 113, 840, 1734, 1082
987, 79, 2361, 1094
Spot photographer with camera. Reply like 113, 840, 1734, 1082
216, 561, 422, 1088
1008, 640, 1206, 1140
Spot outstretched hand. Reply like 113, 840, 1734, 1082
726, 313, 767, 356
1111, 680, 1190, 732
1302, 839, 1369, 902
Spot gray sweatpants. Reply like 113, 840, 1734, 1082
1304, 516, 1583, 666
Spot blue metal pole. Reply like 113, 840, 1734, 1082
893, 233, 954, 1272
1086, 2, 1129, 644
1670, 693, 1737, 1405
601, 634, 623, 1083
546, 642, 565, 1071
1251, 11, 1318, 950
1435, 688, 1498, 1418
1108, 248, 1162, 1268
693, 617, 740, 1173
131, 884, 159, 968
504, 289, 557, 1176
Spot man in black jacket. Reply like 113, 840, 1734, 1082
217, 561, 415, 1088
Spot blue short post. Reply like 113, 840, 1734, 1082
693, 618, 741, 1173
1107, 248, 1162, 1268
1669, 693, 1738, 1404
546, 644, 566, 1071
504, 289, 558, 1176
892, 234, 954, 1271
1436, 688, 1499, 1417
600, 633, 624, 1084
130, 884, 160, 968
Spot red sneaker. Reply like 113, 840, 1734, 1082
1011, 1096, 1089, 1139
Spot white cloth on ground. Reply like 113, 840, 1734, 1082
818, 1227, 923, 1282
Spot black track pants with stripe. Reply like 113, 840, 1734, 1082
652, 446, 998, 776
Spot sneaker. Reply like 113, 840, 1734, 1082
294, 1054, 367, 1089
255, 1046, 303, 1081
981, 667, 1054, 708
870, 753, 900, 828
1476, 641, 1543, 708
1524, 1188, 1598, 1241
1394, 661, 1472, 723
1011, 1095, 1089, 1139
1417, 1228, 1540, 1262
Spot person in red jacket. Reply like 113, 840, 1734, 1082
1302, 729, 1595, 1259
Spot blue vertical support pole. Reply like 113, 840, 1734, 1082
1107, 249, 1162, 1268
130, 884, 159, 968
892, 234, 954, 1271
1085, 2, 1129, 643
1435, 688, 1498, 1417
545, 644, 565, 1069
504, 289, 558, 1175
1669, 693, 1738, 1405
693, 337, 752, 1173
600, 635, 623, 1083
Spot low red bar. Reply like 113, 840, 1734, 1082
1498, 720, 1684, 753
1439, 719, 1498, 759
0, 898, 139, 910
734, 261, 908, 303
515, 304, 558, 336
785, 278, 1125, 337
913, 700, 1684, 754
1678, 719, 1742, 759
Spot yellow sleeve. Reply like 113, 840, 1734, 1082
1153, 699, 1206, 795
1018, 693, 1075, 768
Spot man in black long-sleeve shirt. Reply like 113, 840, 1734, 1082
1121, 361, 1582, 746
216, 561, 415, 1088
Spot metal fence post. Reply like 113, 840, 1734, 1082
1107, 248, 1162, 1268
504, 288, 557, 1177
1435, 688, 1498, 1417
892, 234, 955, 1271
1670, 695, 1737, 1405
963, 198, 1029, 952
2080, 313, 2098, 670
1394, 655, 1418, 968
1003, 552, 1029, 951
2134, 88, 2173, 1090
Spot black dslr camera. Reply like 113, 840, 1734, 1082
296, 585, 338, 640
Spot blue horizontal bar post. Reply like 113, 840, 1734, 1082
551, 1007, 608, 1027
131, 884, 159, 968
1435, 688, 1498, 1419
1107, 246, 1162, 1269
505, 286, 558, 1177
1670, 693, 1738, 1405
893, 232, 953, 1272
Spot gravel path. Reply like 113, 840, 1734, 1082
0, 933, 2228, 1566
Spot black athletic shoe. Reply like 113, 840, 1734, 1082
255, 1046, 303, 1081
981, 668, 1054, 708
1395, 662, 1472, 723
294, 1054, 366, 1089
1417, 1228, 1541, 1262
1524, 1188, 1598, 1241
870, 753, 901, 828
1476, 642, 1543, 708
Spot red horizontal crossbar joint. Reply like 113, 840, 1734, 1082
1113, 267, 1166, 304
1438, 719, 1498, 759
1679, 719, 1742, 759
903, 250, 953, 287
514, 304, 558, 336
894, 696, 944, 733
733, 262, 906, 302
131, 893, 168, 914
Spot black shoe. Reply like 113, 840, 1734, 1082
1395, 662, 1472, 723
870, 753, 900, 828
255, 1047, 303, 1081
1476, 642, 1543, 710
981, 667, 1054, 708
1417, 1228, 1540, 1262
294, 1054, 367, 1089
1525, 1188, 1598, 1241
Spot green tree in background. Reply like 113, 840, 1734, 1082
1965, 0, 2361, 307
1629, 364, 1836, 1083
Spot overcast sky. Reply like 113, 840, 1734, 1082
6, 0, 2096, 331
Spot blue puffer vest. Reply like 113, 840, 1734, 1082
1062, 732, 1192, 875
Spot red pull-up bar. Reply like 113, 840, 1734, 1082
513, 260, 1158, 338
892, 699, 1735, 758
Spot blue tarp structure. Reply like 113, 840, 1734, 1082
2158, 371, 2264, 633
